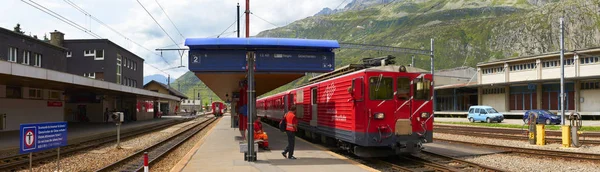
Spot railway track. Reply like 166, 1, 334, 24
436, 138, 600, 162
95, 117, 218, 172
373, 150, 504, 172
435, 125, 600, 144
435, 124, 600, 137
0, 117, 201, 171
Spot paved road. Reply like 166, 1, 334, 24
435, 117, 600, 126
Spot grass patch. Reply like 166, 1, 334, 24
436, 121, 600, 132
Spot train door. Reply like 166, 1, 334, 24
284, 95, 289, 112
310, 87, 318, 126
411, 76, 432, 133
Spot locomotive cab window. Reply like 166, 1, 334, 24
369, 76, 393, 100
414, 79, 431, 100
397, 77, 410, 100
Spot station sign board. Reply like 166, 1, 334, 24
19, 122, 67, 154
255, 51, 335, 72
188, 50, 248, 72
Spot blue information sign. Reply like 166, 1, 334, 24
255, 51, 335, 72
19, 122, 67, 154
189, 50, 248, 72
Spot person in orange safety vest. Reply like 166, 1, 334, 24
253, 116, 269, 150
281, 106, 298, 159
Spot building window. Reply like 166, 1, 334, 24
84, 50, 95, 57
117, 54, 122, 84
509, 62, 536, 71
95, 49, 104, 60
543, 59, 574, 68
28, 88, 43, 99
34, 53, 42, 67
84, 72, 96, 79
66, 51, 72, 58
133, 62, 137, 71
483, 67, 504, 75
483, 88, 506, 94
8, 47, 18, 62
581, 81, 600, 90
6, 86, 21, 98
49, 91, 62, 100
580, 56, 600, 65
22, 51, 30, 65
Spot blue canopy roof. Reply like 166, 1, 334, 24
185, 38, 340, 50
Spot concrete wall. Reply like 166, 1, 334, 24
481, 73, 504, 84
580, 89, 600, 112
580, 64, 600, 77
541, 66, 576, 79
509, 70, 537, 82
0, 98, 65, 131
482, 94, 507, 112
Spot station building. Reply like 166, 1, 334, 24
435, 47, 600, 117
0, 27, 181, 131
143, 80, 188, 115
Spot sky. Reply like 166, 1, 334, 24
1, 0, 349, 79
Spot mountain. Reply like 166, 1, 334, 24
173, 0, 600, 98
143, 74, 168, 85
256, 0, 600, 96
169, 71, 221, 105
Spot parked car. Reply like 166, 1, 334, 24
468, 106, 505, 123
523, 110, 561, 125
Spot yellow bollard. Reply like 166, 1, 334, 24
536, 124, 545, 145
562, 125, 571, 148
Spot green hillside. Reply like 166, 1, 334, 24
169, 72, 221, 105
175, 0, 600, 98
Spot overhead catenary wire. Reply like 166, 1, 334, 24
136, 0, 183, 56
154, 0, 185, 40
217, 13, 245, 38
22, 0, 102, 39
250, 12, 278, 28
62, 0, 173, 66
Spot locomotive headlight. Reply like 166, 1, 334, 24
420, 112, 430, 118
374, 113, 385, 119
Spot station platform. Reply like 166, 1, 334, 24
0, 116, 198, 153
172, 115, 377, 172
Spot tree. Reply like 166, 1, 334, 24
43, 34, 49, 41
13, 23, 24, 34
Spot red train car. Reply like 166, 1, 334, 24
212, 102, 225, 116
257, 59, 434, 157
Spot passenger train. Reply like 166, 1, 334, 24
257, 56, 434, 157
212, 102, 225, 117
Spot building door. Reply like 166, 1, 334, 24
310, 87, 318, 126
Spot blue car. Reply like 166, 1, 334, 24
523, 110, 561, 125
468, 106, 504, 123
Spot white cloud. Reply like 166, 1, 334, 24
1, 0, 350, 79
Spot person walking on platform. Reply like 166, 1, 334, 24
281, 106, 298, 159
253, 116, 269, 150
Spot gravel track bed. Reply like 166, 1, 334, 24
150, 117, 219, 172
16, 118, 206, 172
434, 133, 600, 153
464, 154, 600, 172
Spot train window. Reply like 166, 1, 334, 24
397, 77, 410, 100
414, 79, 431, 100
311, 87, 317, 105
369, 77, 393, 100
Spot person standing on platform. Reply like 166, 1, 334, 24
282, 106, 298, 159
238, 80, 248, 140
253, 116, 269, 150
104, 108, 110, 123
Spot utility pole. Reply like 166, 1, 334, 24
430, 39, 435, 112
244, 0, 256, 162
560, 17, 565, 125
245, 0, 250, 38
237, 3, 240, 38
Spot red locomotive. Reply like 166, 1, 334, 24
257, 56, 433, 157
212, 102, 225, 117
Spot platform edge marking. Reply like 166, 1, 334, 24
169, 116, 222, 172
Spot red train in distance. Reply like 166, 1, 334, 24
212, 102, 225, 117
257, 56, 434, 157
